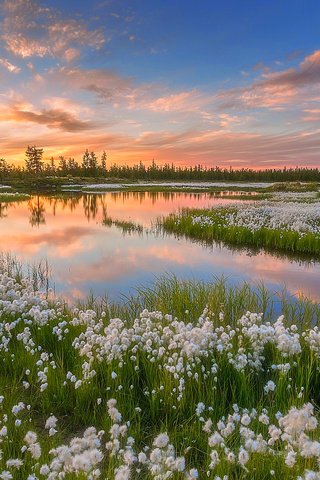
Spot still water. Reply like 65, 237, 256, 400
1, 191, 320, 302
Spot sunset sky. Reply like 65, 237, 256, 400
1, 0, 320, 168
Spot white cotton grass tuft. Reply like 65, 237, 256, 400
1, 266, 320, 478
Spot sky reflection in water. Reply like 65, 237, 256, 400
1, 191, 320, 303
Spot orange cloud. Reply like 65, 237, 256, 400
1, 106, 97, 132
135, 90, 208, 113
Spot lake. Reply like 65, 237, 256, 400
1, 191, 320, 302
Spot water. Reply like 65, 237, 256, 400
1, 191, 320, 302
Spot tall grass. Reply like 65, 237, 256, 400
160, 207, 320, 256
1, 262, 320, 478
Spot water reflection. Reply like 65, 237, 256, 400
1, 191, 320, 302
0, 202, 8, 218
28, 196, 46, 227
23, 191, 251, 225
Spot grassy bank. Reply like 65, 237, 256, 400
1, 258, 320, 478
161, 203, 320, 256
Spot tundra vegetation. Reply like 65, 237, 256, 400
160, 198, 320, 256
1, 256, 320, 479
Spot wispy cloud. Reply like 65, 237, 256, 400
0, 58, 21, 73
302, 108, 320, 123
0, 0, 105, 61
50, 66, 213, 117
217, 49, 320, 110
50, 67, 133, 103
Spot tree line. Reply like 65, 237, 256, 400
1, 145, 320, 182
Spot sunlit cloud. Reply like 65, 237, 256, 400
1, 105, 97, 132
0, 58, 21, 73
216, 49, 320, 111
0, 0, 105, 60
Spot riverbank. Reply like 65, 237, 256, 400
160, 200, 320, 256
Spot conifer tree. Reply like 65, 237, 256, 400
101, 151, 107, 170
89, 151, 98, 172
82, 149, 90, 170
25, 145, 44, 174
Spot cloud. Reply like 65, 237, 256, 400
132, 128, 320, 167
1, 105, 97, 132
0, 0, 105, 60
50, 66, 213, 117
252, 61, 270, 73
217, 49, 320, 110
0, 58, 21, 73
265, 50, 320, 88
50, 67, 133, 103
302, 108, 320, 123
136, 90, 208, 113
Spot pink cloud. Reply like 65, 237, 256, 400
0, 0, 105, 60
302, 108, 320, 122
217, 49, 320, 110
0, 58, 21, 73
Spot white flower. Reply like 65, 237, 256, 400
264, 381, 276, 394
39, 465, 50, 475
285, 450, 296, 467
188, 468, 199, 478
0, 472, 13, 480
238, 448, 249, 466
153, 433, 169, 448
45, 415, 57, 430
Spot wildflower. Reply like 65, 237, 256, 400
264, 381, 276, 394
45, 415, 57, 430
189, 468, 199, 478
0, 472, 13, 480
285, 450, 296, 467
153, 433, 169, 448
6, 459, 23, 469
238, 448, 249, 466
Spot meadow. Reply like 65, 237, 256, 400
1, 255, 320, 480
160, 196, 320, 256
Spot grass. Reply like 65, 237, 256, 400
160, 206, 320, 256
265, 181, 319, 192
1, 256, 320, 478
102, 215, 144, 235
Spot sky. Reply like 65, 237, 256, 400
1, 0, 320, 168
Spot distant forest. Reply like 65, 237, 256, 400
1, 146, 320, 182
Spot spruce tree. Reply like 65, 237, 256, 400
25, 145, 44, 174
89, 151, 98, 172
101, 151, 107, 170
82, 149, 90, 170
